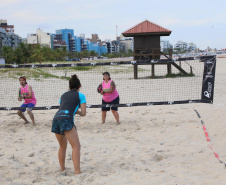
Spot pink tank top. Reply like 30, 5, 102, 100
20, 84, 37, 105
102, 80, 119, 102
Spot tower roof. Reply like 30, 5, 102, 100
122, 20, 171, 37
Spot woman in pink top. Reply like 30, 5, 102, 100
17, 77, 37, 125
100, 72, 120, 125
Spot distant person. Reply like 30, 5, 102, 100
100, 72, 120, 125
51, 74, 86, 175
17, 77, 37, 126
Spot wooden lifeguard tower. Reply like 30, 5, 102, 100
122, 20, 173, 79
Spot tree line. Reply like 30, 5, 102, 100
1, 43, 133, 64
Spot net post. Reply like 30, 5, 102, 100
167, 49, 172, 75
134, 64, 138, 79
167, 63, 172, 75
169, 49, 172, 59
151, 64, 155, 78
201, 56, 217, 102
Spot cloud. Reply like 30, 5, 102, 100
158, 13, 226, 28
1, 0, 226, 49
0, 0, 24, 6
157, 17, 209, 27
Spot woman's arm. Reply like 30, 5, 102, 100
76, 103, 86, 117
25, 85, 33, 99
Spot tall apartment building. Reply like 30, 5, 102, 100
82, 39, 107, 55
27, 29, 52, 48
111, 40, 120, 53
174, 40, 188, 50
87, 34, 101, 43
0, 20, 22, 51
74, 36, 81, 52
55, 29, 75, 52
188, 43, 197, 51
0, 19, 14, 33
174, 41, 197, 52
160, 40, 172, 52
53, 30, 107, 54
119, 34, 134, 52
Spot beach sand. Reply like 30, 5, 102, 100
0, 58, 225, 185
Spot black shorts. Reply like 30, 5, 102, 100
102, 96, 119, 111
51, 119, 76, 135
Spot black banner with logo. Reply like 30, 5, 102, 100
201, 56, 216, 102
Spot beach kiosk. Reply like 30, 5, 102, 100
122, 20, 173, 79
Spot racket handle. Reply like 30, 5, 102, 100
19, 89, 22, 97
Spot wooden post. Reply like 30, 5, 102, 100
152, 64, 155, 78
169, 49, 172, 59
134, 64, 138, 79
167, 63, 172, 75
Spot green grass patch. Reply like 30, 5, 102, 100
165, 72, 195, 78
0, 63, 150, 80
135, 72, 195, 80
52, 66, 100, 71
0, 68, 69, 80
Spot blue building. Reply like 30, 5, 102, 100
54, 29, 107, 55
55, 29, 75, 52
100, 46, 107, 55
74, 36, 81, 52
90, 43, 100, 54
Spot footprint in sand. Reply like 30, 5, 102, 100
151, 153, 165, 162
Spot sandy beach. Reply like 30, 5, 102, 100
0, 58, 226, 185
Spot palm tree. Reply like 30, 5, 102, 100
61, 46, 68, 60
41, 46, 53, 61
53, 49, 62, 61
90, 50, 96, 60
14, 47, 24, 64
83, 50, 88, 59
1, 46, 14, 64
80, 51, 85, 60
30, 45, 44, 64
18, 42, 32, 63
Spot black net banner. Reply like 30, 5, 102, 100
201, 56, 217, 102
0, 56, 216, 110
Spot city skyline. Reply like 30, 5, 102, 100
1, 0, 226, 50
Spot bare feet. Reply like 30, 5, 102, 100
116, 122, 120, 125
32, 122, 36, 126
60, 170, 67, 176
24, 121, 29, 124
75, 170, 82, 175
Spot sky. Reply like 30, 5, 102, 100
1, 0, 226, 50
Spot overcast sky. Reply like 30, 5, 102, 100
1, 0, 226, 50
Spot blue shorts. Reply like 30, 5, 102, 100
51, 119, 76, 135
19, 103, 35, 112
102, 96, 119, 111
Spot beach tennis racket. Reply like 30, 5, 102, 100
97, 84, 102, 93
19, 88, 22, 98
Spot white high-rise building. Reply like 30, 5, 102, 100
120, 34, 134, 52
27, 29, 52, 48
174, 40, 188, 50
188, 43, 197, 51
160, 40, 172, 52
